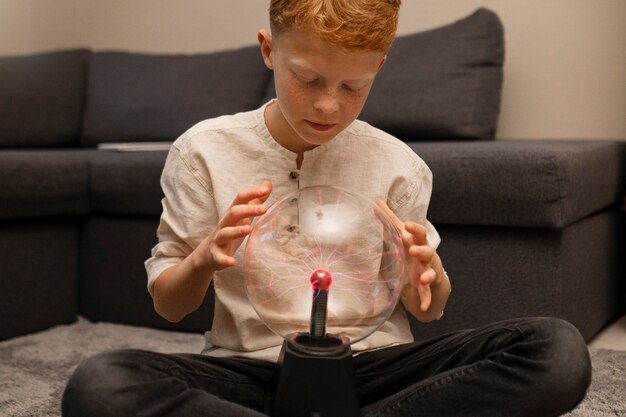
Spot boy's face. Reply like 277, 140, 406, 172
259, 29, 386, 155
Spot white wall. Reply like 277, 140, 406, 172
1, 0, 625, 140
398, 1, 626, 141
0, 0, 268, 55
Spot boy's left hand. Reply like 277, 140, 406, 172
376, 200, 448, 320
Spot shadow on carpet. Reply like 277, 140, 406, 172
0, 319, 623, 416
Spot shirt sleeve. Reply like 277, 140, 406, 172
144, 139, 218, 297
389, 157, 441, 250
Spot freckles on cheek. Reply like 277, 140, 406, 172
273, 75, 293, 100
284, 85, 308, 107
350, 96, 368, 118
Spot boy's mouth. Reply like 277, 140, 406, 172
306, 120, 337, 132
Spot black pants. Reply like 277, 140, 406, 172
62, 317, 591, 417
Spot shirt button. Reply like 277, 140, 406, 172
289, 170, 300, 180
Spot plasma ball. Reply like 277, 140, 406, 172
243, 185, 408, 346
309, 269, 333, 292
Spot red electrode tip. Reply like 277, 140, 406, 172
309, 268, 333, 291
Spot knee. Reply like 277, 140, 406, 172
62, 350, 144, 417
536, 318, 592, 407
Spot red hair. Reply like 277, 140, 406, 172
269, 0, 402, 52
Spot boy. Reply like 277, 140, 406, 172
62, 1, 591, 416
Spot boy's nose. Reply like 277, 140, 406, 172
313, 90, 340, 114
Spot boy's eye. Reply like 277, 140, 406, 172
293, 71, 319, 86
300, 77, 319, 86
343, 83, 366, 93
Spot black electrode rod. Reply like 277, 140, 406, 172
310, 289, 328, 344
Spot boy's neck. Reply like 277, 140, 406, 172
264, 100, 317, 167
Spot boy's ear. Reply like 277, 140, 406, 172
258, 29, 274, 70
378, 55, 388, 72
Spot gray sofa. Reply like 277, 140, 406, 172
0, 8, 624, 350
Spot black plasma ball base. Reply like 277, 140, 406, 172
270, 268, 360, 417
270, 333, 361, 417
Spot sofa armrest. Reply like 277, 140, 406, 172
408, 140, 624, 229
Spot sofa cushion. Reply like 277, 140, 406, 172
87, 150, 168, 215
360, 8, 504, 141
80, 217, 215, 332
0, 49, 90, 148
410, 140, 625, 229
82, 46, 272, 147
0, 219, 80, 341
0, 151, 90, 219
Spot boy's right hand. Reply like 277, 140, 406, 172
193, 180, 272, 272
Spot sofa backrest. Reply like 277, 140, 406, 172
81, 45, 272, 147
0, 7, 505, 149
0, 49, 90, 148
361, 8, 504, 141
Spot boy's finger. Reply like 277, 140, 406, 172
417, 284, 432, 312
222, 204, 267, 227
214, 224, 252, 246
420, 268, 437, 286
212, 252, 236, 269
248, 180, 273, 205
375, 199, 404, 230
232, 180, 272, 206
404, 222, 429, 246
408, 245, 434, 262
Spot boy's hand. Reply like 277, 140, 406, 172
153, 180, 272, 323
376, 200, 447, 319
195, 180, 272, 272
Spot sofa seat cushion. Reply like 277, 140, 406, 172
410, 140, 624, 229
0, 49, 90, 148
88, 150, 168, 215
0, 151, 90, 219
0, 218, 80, 341
81, 46, 272, 147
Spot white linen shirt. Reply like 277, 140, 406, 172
145, 101, 440, 362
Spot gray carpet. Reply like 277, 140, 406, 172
0, 318, 624, 416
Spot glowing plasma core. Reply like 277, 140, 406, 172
310, 268, 333, 292
244, 185, 406, 346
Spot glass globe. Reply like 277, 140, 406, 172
244, 185, 406, 347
